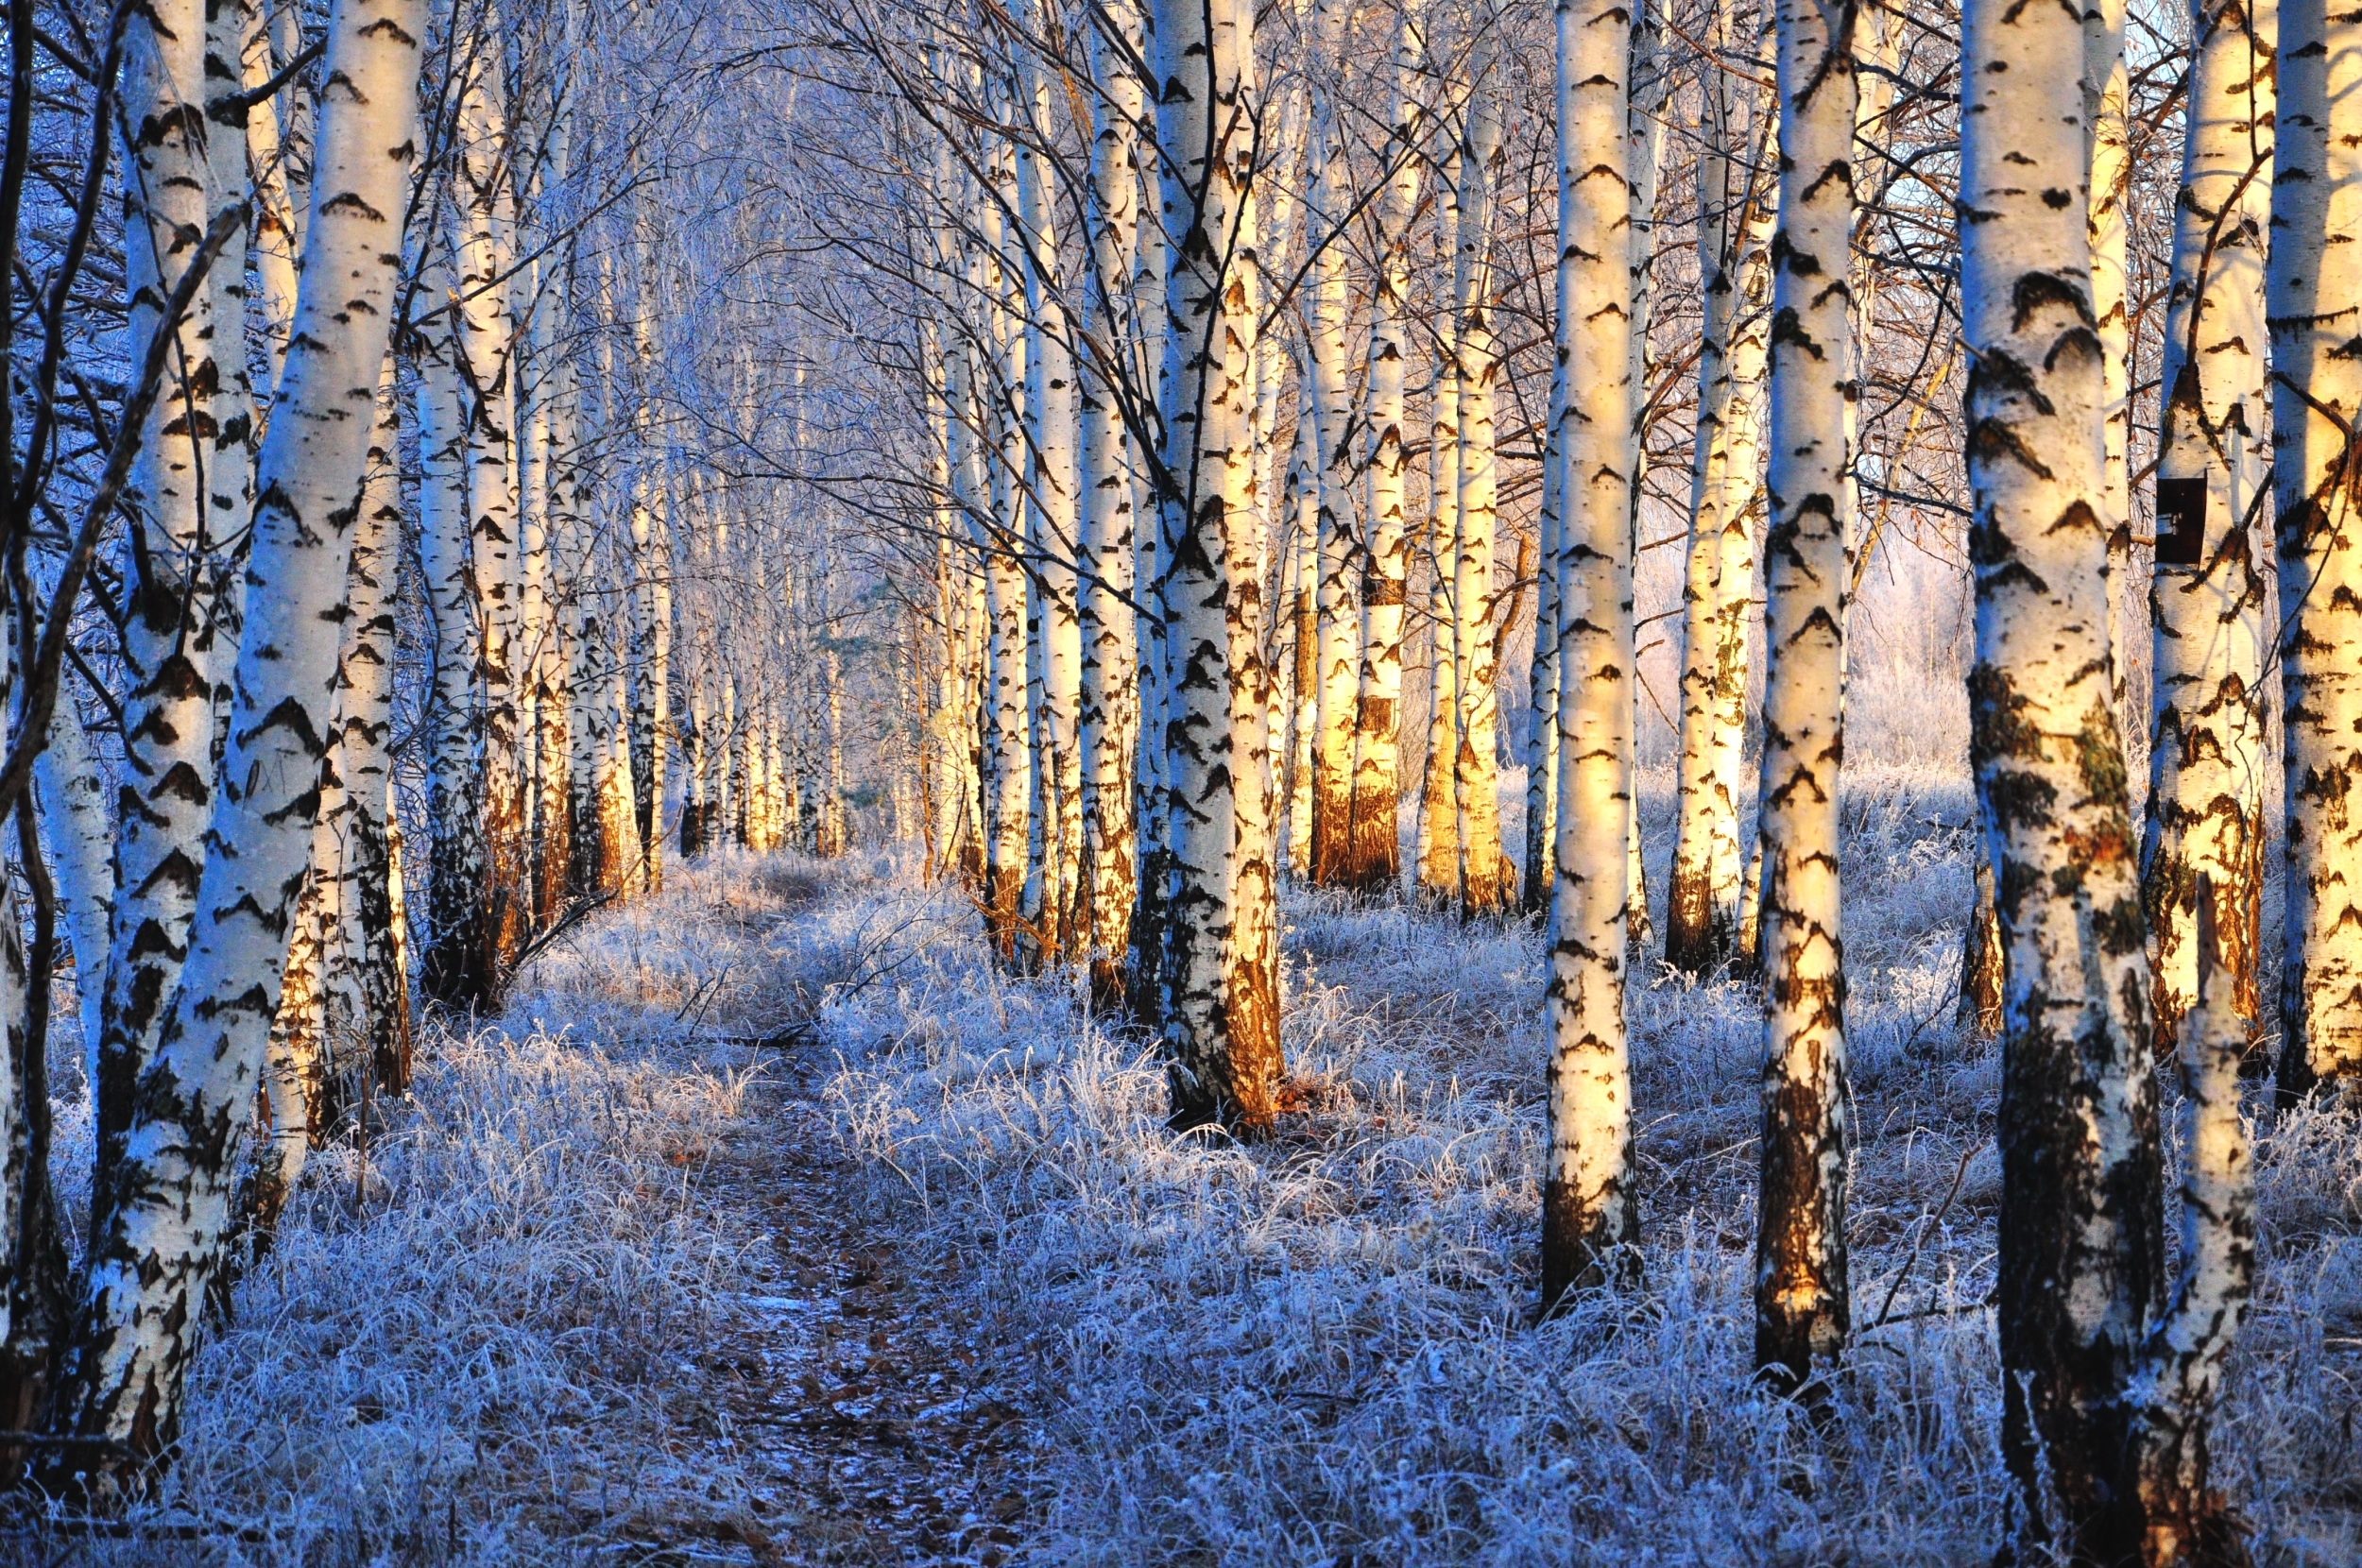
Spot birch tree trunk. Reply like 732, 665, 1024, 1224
2088, 0, 2136, 733
1452, 26, 1509, 915
456, 31, 528, 930
1080, 6, 1145, 1002
1018, 34, 1084, 957
1349, 22, 1424, 896
1960, 0, 2167, 1544
52, 0, 421, 1468
1752, 0, 1855, 1389
2273, 0, 2362, 1101
1418, 136, 1463, 904
94, 0, 240, 1211
1668, 26, 1772, 973
38, 696, 112, 1085
418, 233, 500, 1011
1544, 0, 1640, 1305
1150, 0, 1282, 1133
1306, 60, 1360, 890
1622, 0, 1669, 953
2142, 0, 2275, 1058
324, 359, 413, 1098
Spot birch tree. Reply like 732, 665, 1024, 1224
50, 0, 422, 1469
2142, 0, 2273, 1055
1148, 0, 1283, 1133
1753, 0, 1855, 1389
1544, 0, 1640, 1305
1960, 0, 2167, 1548
2273, 0, 2362, 1101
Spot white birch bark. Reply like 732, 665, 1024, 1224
1544, 0, 1640, 1304
2087, 0, 2136, 730
1960, 0, 2167, 1542
2127, 884, 2258, 1556
1080, 7, 1145, 998
2273, 0, 2362, 1099
37, 698, 112, 1083
2142, 0, 2274, 1053
1306, 42, 1360, 889
1753, 0, 1854, 1387
1150, 0, 1281, 1131
1016, 49, 1084, 958
54, 0, 421, 1462
979, 167, 1033, 961
95, 0, 239, 1206
1668, 26, 1773, 972
1452, 25, 1508, 913
323, 357, 411, 1097
1418, 135, 1463, 903
456, 24, 527, 928
1349, 21, 1423, 896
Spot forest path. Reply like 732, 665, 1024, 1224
643, 869, 1032, 1568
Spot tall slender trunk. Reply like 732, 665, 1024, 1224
1527, 401, 1562, 913
2142, 0, 2274, 1056
1345, 26, 1424, 895
94, 0, 239, 1214
325, 359, 412, 1098
1287, 380, 1319, 876
1667, 18, 1773, 973
455, 30, 526, 934
1306, 67, 1360, 889
1081, 7, 1144, 1001
1018, 39, 1084, 956
37, 696, 111, 1085
1622, 1, 1669, 952
1149, 0, 1281, 1133
2088, 0, 2137, 736
2273, 0, 2362, 1101
1418, 134, 1463, 904
1960, 0, 2166, 1547
418, 232, 499, 1012
1452, 27, 1508, 915
1752, 0, 1855, 1389
51, 0, 420, 1470
1544, 0, 1640, 1305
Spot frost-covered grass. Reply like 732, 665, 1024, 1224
819, 764, 2362, 1566
5, 852, 860, 1566
10, 793, 2358, 1564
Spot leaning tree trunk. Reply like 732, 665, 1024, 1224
1452, 30, 1509, 916
2142, 0, 2274, 1059
2273, 0, 2362, 1102
93, 0, 241, 1217
1752, 0, 1855, 1390
1544, 0, 1640, 1307
49, 0, 420, 1474
1960, 0, 2168, 1549
1149, 0, 1282, 1133
1349, 21, 1425, 897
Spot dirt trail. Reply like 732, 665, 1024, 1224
598, 873, 1031, 1568
677, 1055, 1030, 1568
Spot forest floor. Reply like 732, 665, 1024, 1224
10, 763, 2362, 1564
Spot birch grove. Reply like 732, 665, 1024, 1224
0, 0, 2353, 1543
